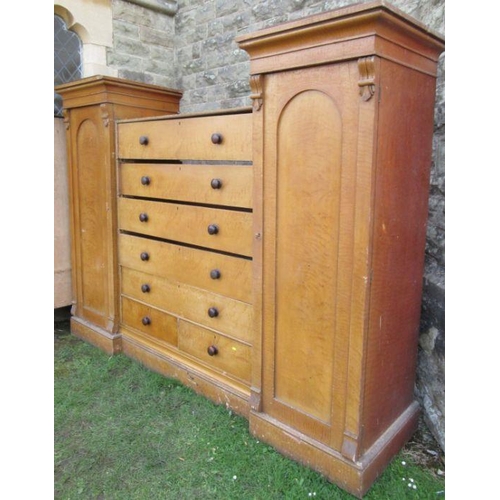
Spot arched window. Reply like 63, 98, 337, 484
54, 15, 82, 117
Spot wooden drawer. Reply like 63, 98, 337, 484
117, 111, 252, 161
118, 197, 252, 257
121, 267, 253, 344
119, 163, 252, 209
178, 320, 251, 384
118, 234, 252, 303
121, 296, 178, 346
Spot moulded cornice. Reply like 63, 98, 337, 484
55, 75, 183, 111
236, 1, 445, 77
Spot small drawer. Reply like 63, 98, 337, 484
178, 320, 251, 384
118, 234, 252, 303
117, 112, 252, 161
119, 163, 252, 209
121, 267, 253, 344
121, 296, 178, 346
118, 197, 253, 257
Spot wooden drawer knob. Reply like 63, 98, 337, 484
142, 316, 151, 326
211, 133, 223, 144
208, 307, 219, 318
141, 284, 150, 293
207, 224, 219, 235
140, 252, 149, 261
207, 345, 218, 356
139, 135, 149, 145
139, 212, 149, 222
210, 269, 221, 280
141, 176, 151, 185
211, 178, 223, 189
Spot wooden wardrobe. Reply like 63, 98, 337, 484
237, 2, 444, 495
56, 76, 182, 352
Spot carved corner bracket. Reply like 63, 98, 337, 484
358, 56, 376, 101
62, 109, 70, 130
100, 103, 110, 127
250, 74, 264, 111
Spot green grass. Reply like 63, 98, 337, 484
54, 329, 445, 499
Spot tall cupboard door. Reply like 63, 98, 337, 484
259, 62, 377, 451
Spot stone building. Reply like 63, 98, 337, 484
54, 0, 445, 451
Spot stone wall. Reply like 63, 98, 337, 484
417, 49, 445, 451
107, 0, 445, 451
109, 0, 177, 89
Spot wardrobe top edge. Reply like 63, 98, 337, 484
236, 1, 445, 48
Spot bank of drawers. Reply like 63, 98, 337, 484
117, 110, 253, 386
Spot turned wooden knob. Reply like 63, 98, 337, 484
211, 178, 222, 189
141, 176, 151, 185
139, 213, 148, 222
208, 307, 219, 318
140, 252, 149, 261
207, 224, 219, 235
142, 316, 151, 325
141, 284, 150, 293
210, 269, 221, 280
207, 345, 218, 356
211, 133, 223, 144
139, 135, 149, 145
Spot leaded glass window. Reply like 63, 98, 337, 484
54, 15, 82, 117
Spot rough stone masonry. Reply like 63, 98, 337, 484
109, 0, 445, 451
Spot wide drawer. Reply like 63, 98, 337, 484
119, 163, 252, 209
178, 321, 251, 384
118, 233, 252, 303
117, 112, 252, 161
121, 267, 253, 344
121, 296, 178, 346
118, 197, 253, 257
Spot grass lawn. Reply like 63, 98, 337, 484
54, 315, 445, 499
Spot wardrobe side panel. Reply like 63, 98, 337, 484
361, 59, 438, 453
